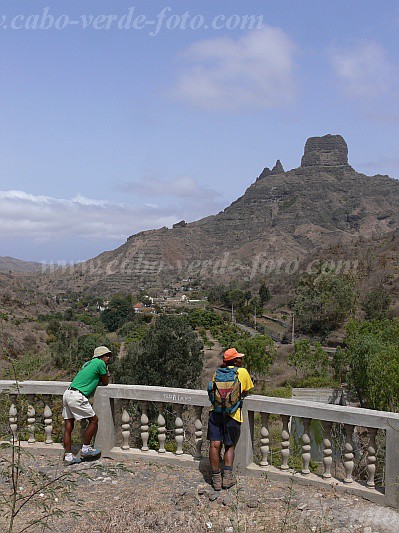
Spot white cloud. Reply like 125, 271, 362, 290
117, 175, 219, 200
172, 26, 297, 111
0, 187, 226, 248
330, 41, 396, 98
0, 190, 177, 243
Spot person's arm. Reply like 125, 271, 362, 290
97, 359, 109, 386
99, 373, 109, 386
240, 369, 254, 398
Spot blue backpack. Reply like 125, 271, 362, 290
207, 367, 242, 415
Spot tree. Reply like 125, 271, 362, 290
293, 268, 357, 335
289, 339, 329, 378
337, 318, 399, 410
101, 294, 133, 332
187, 309, 223, 330
244, 290, 252, 307
221, 289, 246, 310
50, 327, 113, 373
207, 286, 225, 304
362, 287, 391, 321
113, 315, 204, 389
234, 334, 276, 378
258, 282, 271, 307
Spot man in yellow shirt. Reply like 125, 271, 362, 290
208, 347, 254, 490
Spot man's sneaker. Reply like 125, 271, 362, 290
222, 470, 237, 489
64, 455, 81, 465
211, 471, 222, 491
81, 447, 101, 460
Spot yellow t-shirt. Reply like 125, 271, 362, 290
211, 366, 254, 423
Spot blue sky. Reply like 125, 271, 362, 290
1, 0, 398, 263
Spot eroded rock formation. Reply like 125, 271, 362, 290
301, 134, 349, 167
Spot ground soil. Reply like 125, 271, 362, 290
2, 453, 399, 533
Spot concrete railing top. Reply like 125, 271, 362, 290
0, 380, 70, 395
1, 380, 399, 431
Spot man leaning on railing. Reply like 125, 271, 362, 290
62, 345, 112, 465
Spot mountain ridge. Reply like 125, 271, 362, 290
39, 133, 399, 295
0, 256, 44, 274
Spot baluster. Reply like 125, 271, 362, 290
43, 398, 53, 445
174, 404, 184, 455
80, 418, 88, 444
260, 413, 270, 466
9, 401, 18, 444
366, 427, 378, 488
121, 402, 131, 450
157, 403, 166, 453
140, 401, 149, 451
301, 418, 311, 475
322, 421, 333, 479
194, 406, 203, 460
27, 403, 36, 444
280, 415, 291, 470
343, 424, 354, 483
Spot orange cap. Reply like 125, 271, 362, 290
223, 347, 245, 362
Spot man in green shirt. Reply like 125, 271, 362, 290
62, 345, 111, 464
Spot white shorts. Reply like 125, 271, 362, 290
62, 389, 96, 420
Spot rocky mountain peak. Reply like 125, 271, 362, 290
42, 134, 399, 294
301, 134, 349, 167
257, 167, 272, 180
271, 159, 284, 174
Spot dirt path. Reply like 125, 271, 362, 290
2, 454, 399, 532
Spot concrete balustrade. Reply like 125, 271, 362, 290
1, 380, 399, 508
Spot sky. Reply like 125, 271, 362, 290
1, 0, 399, 264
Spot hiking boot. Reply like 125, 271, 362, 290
81, 447, 101, 460
222, 470, 236, 489
211, 471, 222, 491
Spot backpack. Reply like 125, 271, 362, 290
207, 367, 242, 415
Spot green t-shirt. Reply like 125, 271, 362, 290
70, 358, 107, 397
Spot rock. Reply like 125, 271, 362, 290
271, 159, 285, 174
297, 503, 307, 511
301, 134, 349, 167
247, 499, 259, 508
222, 494, 233, 506
257, 167, 272, 180
208, 491, 219, 501
173, 220, 187, 228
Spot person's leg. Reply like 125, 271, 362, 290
222, 418, 241, 488
223, 444, 236, 468
82, 415, 98, 446
208, 412, 224, 490
209, 440, 223, 491
223, 444, 237, 488
63, 418, 75, 453
209, 440, 222, 471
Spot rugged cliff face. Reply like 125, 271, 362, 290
44, 134, 399, 294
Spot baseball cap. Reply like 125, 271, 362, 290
92, 346, 112, 359
223, 347, 245, 362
